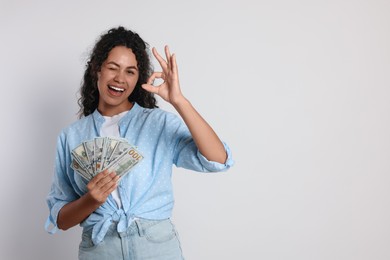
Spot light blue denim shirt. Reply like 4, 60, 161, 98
46, 103, 233, 245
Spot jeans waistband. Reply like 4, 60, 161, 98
106, 218, 171, 238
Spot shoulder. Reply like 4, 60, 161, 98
59, 114, 93, 141
63, 115, 92, 133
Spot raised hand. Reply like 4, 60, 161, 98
142, 46, 185, 105
142, 45, 227, 165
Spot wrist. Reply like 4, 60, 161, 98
171, 95, 190, 110
83, 192, 104, 209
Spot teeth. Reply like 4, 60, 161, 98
109, 85, 124, 92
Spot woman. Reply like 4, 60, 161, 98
46, 26, 233, 260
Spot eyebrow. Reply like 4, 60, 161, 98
106, 61, 138, 70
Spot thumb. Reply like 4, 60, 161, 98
142, 84, 159, 94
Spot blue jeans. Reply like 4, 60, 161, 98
79, 219, 185, 260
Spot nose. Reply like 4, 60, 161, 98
114, 70, 125, 84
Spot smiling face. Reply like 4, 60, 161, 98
97, 46, 139, 116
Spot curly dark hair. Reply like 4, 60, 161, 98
78, 26, 157, 117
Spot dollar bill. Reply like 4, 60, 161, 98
71, 143, 94, 176
70, 158, 91, 180
94, 137, 105, 173
83, 140, 95, 175
101, 137, 119, 169
106, 140, 133, 166
106, 146, 144, 177
71, 137, 143, 181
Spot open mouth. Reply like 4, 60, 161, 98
108, 85, 125, 92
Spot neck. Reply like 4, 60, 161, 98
98, 102, 134, 117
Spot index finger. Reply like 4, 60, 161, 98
164, 45, 172, 68
152, 47, 168, 71
88, 169, 111, 186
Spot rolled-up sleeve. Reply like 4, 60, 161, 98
170, 115, 234, 172
196, 141, 234, 172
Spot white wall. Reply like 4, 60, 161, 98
1, 0, 389, 259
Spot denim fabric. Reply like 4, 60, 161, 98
79, 219, 184, 260
46, 103, 234, 245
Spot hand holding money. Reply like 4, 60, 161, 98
85, 170, 120, 205
71, 137, 144, 181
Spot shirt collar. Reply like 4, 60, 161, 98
91, 102, 141, 134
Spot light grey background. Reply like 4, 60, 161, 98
1, 0, 389, 259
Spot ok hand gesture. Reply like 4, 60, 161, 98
142, 46, 185, 106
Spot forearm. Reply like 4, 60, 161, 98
144, 46, 228, 164
172, 97, 227, 164
57, 170, 118, 230
57, 194, 101, 230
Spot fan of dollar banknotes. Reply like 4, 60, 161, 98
71, 137, 144, 181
